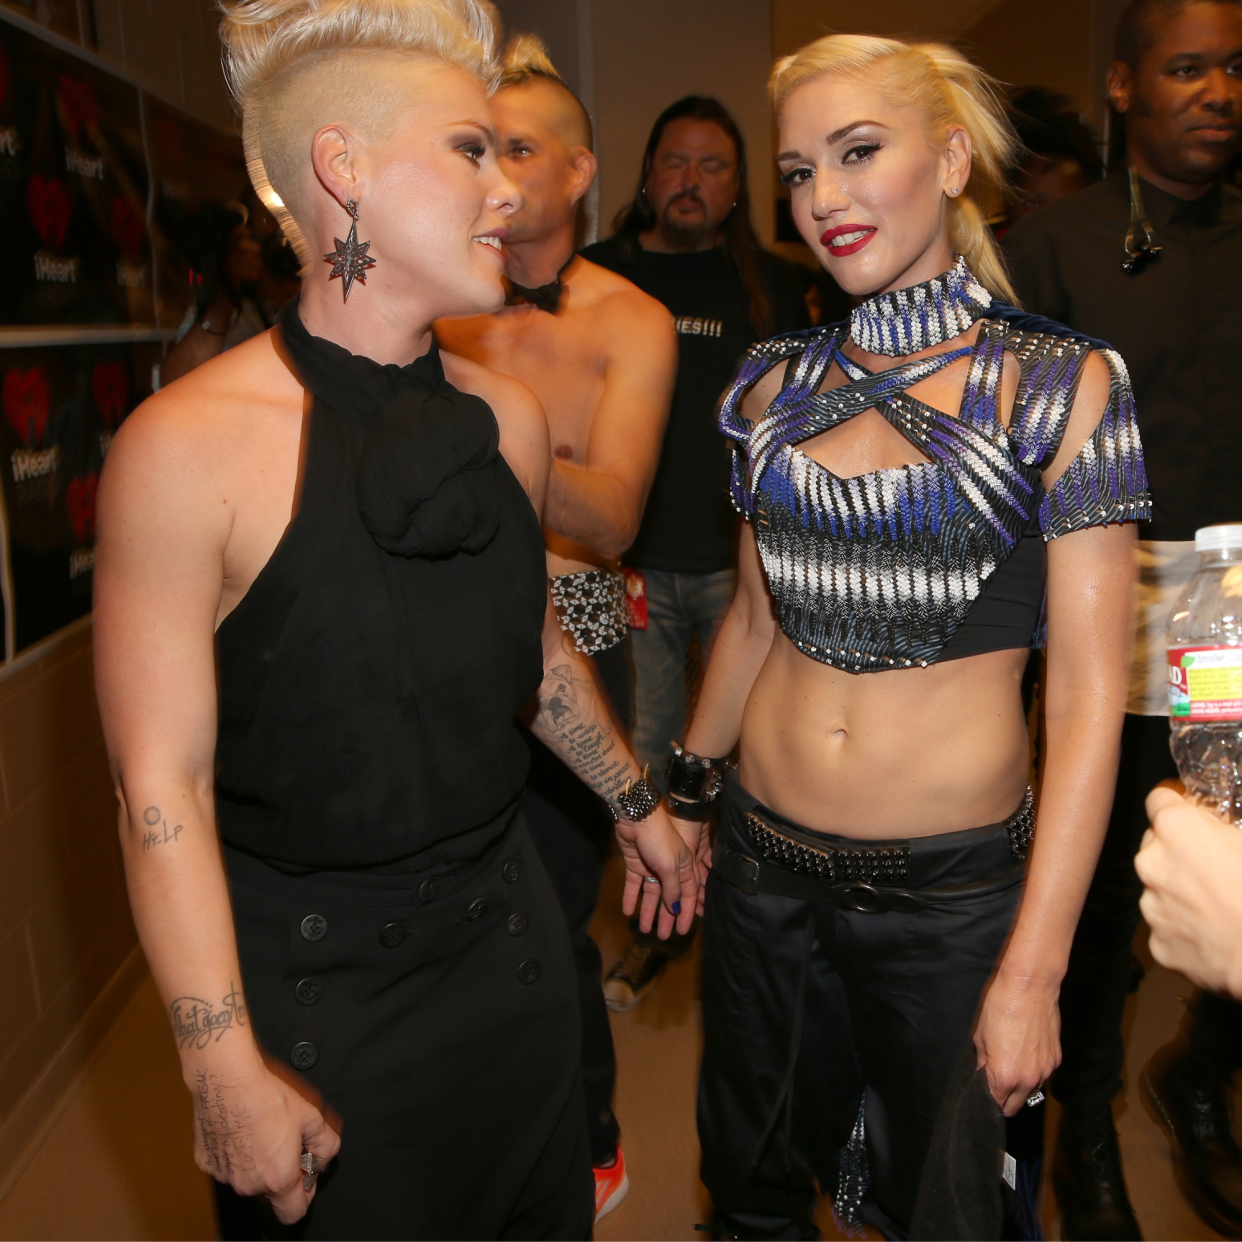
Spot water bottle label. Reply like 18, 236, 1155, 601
1168, 646, 1242, 718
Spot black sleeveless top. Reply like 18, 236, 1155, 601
214, 302, 547, 869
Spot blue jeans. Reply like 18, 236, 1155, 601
630, 567, 737, 784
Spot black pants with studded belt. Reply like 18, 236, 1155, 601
698, 775, 1024, 1240
213, 811, 594, 1241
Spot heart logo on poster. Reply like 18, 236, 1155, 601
57, 73, 99, 146
92, 362, 128, 427
67, 473, 99, 543
3, 367, 49, 446
110, 196, 143, 253
27, 175, 70, 249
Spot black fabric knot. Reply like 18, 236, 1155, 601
356, 387, 502, 557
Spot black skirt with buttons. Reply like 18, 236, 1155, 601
216, 809, 593, 1240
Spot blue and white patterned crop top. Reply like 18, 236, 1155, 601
719, 257, 1151, 674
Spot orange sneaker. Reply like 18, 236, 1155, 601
593, 1146, 630, 1222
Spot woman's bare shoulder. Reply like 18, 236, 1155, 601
107, 330, 301, 484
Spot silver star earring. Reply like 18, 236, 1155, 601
324, 197, 376, 301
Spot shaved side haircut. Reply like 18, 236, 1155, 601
498, 33, 593, 151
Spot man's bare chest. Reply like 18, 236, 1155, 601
486, 316, 607, 457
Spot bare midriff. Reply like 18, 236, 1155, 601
738, 632, 1031, 840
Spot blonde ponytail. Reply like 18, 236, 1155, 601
770, 35, 1020, 304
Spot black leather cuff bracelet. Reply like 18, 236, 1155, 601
666, 744, 727, 801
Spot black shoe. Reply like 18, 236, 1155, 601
1141, 1042, 1242, 1236
603, 935, 670, 1011
1054, 1106, 1143, 1240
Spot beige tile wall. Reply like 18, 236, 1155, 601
0, 620, 137, 1145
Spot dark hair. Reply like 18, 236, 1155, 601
610, 95, 774, 337
1115, 0, 1242, 67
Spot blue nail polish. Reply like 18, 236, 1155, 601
672, 901, 681, 915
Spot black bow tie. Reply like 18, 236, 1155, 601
504, 255, 575, 313
505, 276, 563, 313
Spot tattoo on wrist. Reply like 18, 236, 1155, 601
141, 805, 183, 850
170, 982, 248, 1050
533, 662, 631, 803
195, 1069, 257, 1177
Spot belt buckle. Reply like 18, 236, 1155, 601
829, 881, 922, 914
832, 882, 885, 913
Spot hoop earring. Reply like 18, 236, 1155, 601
324, 197, 376, 301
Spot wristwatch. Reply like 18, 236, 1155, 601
610, 766, 662, 823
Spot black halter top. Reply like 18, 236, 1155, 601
214, 301, 547, 869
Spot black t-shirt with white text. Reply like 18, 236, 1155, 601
581, 238, 811, 573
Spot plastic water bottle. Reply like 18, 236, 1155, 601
1167, 524, 1242, 825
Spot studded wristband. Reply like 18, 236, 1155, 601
610, 768, 663, 823
666, 744, 727, 801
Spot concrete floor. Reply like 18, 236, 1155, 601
0, 850, 1230, 1241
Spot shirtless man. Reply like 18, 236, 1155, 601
436, 36, 677, 1220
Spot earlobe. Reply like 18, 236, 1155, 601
569, 148, 598, 206
1107, 63, 1131, 113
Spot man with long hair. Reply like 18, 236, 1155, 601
583, 98, 816, 1009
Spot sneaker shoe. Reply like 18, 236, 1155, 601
603, 936, 669, 1011
594, 1147, 629, 1221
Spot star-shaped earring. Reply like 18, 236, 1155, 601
324, 198, 376, 301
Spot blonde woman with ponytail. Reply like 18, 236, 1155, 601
668, 35, 1149, 1236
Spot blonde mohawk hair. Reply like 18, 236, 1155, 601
498, 31, 563, 87
217, 0, 500, 262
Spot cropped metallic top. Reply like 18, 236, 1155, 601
719, 257, 1151, 673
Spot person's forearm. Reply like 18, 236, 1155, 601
118, 776, 263, 1097
682, 597, 774, 760
544, 461, 642, 559
528, 633, 642, 803
998, 707, 1122, 987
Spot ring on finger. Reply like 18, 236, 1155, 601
642, 875, 660, 884
301, 1150, 320, 1191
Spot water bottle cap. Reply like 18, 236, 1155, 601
1195, 525, 1242, 553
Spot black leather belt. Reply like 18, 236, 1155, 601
713, 839, 1025, 913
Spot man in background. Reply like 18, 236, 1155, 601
1004, 2, 1242, 1236
583, 97, 815, 1010
436, 38, 677, 1222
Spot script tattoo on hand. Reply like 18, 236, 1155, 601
532, 655, 631, 804
141, 804, 183, 850
170, 982, 249, 1050
195, 1069, 257, 1179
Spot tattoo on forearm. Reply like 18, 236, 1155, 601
195, 1069, 257, 1178
533, 660, 631, 803
170, 982, 248, 1050
141, 805, 183, 850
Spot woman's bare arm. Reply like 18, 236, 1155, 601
94, 394, 338, 1222
681, 522, 778, 762
975, 352, 1136, 1113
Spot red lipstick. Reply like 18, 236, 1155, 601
820, 224, 876, 256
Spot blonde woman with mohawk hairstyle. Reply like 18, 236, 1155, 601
92, 1, 696, 1237
666, 34, 1149, 1237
